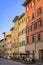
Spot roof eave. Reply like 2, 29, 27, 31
13, 16, 19, 22
18, 13, 25, 20
22, 0, 31, 7
3, 32, 6, 34
10, 27, 14, 31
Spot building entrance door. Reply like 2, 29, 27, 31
39, 50, 43, 62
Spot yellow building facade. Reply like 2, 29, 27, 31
0, 39, 5, 57
13, 16, 19, 54
10, 27, 15, 56
18, 13, 26, 54
3, 32, 12, 59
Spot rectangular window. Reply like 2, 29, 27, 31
37, 7, 41, 16
32, 13, 35, 19
37, 33, 41, 41
23, 17, 26, 22
22, 29, 25, 34
32, 35, 36, 42
34, 23, 37, 29
31, 22, 37, 31
26, 26, 30, 33
31, 25, 32, 31
27, 36, 29, 44
22, 19, 24, 23
22, 41, 25, 46
37, 18, 42, 28
32, 24, 35, 30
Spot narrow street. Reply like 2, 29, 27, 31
0, 58, 43, 65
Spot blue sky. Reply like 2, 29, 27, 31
0, 0, 25, 40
